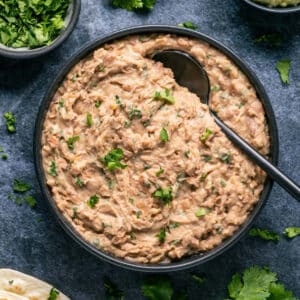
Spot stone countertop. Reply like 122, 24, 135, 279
0, 0, 299, 299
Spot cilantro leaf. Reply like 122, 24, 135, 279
152, 187, 173, 205
160, 128, 169, 143
113, 0, 156, 11
227, 266, 277, 300
249, 228, 280, 242
87, 112, 93, 127
4, 112, 16, 133
24, 195, 37, 208
67, 136, 80, 150
103, 277, 124, 300
283, 227, 300, 239
276, 59, 291, 84
87, 194, 99, 208
101, 148, 127, 171
268, 282, 297, 300
48, 287, 59, 300
156, 167, 164, 177
13, 179, 31, 193
195, 208, 207, 218
178, 21, 197, 30
49, 161, 58, 177
153, 89, 175, 104
156, 227, 166, 243
200, 128, 213, 143
141, 277, 173, 300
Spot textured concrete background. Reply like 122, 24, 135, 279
0, 0, 299, 299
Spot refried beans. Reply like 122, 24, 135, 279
41, 34, 270, 264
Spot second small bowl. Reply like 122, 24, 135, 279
243, 0, 300, 13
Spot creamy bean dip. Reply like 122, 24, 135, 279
41, 34, 270, 263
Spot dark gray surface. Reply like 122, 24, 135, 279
0, 0, 299, 299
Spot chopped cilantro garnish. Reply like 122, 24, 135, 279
4, 112, 16, 133
284, 227, 300, 239
15, 196, 22, 206
66, 136, 80, 150
199, 173, 207, 182
101, 148, 127, 171
220, 153, 232, 164
128, 106, 142, 120
160, 127, 169, 143
87, 194, 99, 208
254, 33, 283, 47
24, 195, 37, 208
98, 63, 105, 72
58, 100, 64, 108
195, 208, 206, 217
75, 177, 84, 187
71, 207, 78, 220
156, 167, 164, 177
48, 287, 60, 300
200, 128, 213, 143
8, 280, 13, 285
211, 84, 220, 92
103, 277, 124, 300
276, 58, 291, 84
227, 266, 296, 300
135, 210, 142, 218
115, 95, 125, 108
249, 228, 280, 242
124, 120, 131, 128
113, 0, 156, 10
152, 187, 173, 205
153, 89, 175, 104
156, 227, 166, 243
2, 154, 8, 160
168, 222, 179, 229
49, 161, 57, 177
202, 155, 212, 162
95, 100, 101, 108
0, 1, 70, 49
86, 112, 93, 127
178, 21, 197, 30
144, 164, 151, 170
142, 276, 173, 300
129, 198, 134, 204
13, 179, 31, 193
184, 150, 190, 158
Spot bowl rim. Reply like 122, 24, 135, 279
34, 25, 279, 273
0, 0, 81, 59
243, 0, 300, 13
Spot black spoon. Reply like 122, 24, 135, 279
153, 50, 300, 200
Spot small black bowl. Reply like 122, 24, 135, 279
243, 0, 300, 13
34, 25, 279, 272
0, 0, 81, 59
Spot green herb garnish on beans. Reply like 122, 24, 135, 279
87, 194, 99, 208
276, 58, 291, 84
249, 228, 280, 242
113, 0, 156, 11
152, 187, 173, 205
101, 148, 127, 171
13, 179, 31, 193
153, 89, 175, 104
160, 128, 169, 143
195, 208, 206, 218
220, 153, 231, 164
86, 112, 93, 127
0, 0, 70, 49
156, 167, 164, 177
284, 227, 300, 239
200, 128, 213, 143
49, 161, 58, 177
67, 136, 80, 150
156, 227, 166, 243
4, 112, 16, 133
48, 287, 60, 300
178, 21, 197, 30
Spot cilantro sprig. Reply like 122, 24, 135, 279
178, 21, 197, 30
113, 0, 156, 11
276, 58, 291, 84
141, 277, 173, 300
249, 228, 280, 242
153, 89, 175, 104
152, 187, 173, 205
284, 227, 300, 239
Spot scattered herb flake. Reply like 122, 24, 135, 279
15, 196, 22, 206
156, 167, 164, 177
24, 195, 37, 208
160, 127, 169, 143
67, 136, 80, 150
101, 148, 127, 171
249, 228, 280, 242
153, 89, 175, 104
283, 227, 300, 239
49, 161, 57, 177
115, 95, 125, 108
4, 112, 16, 133
220, 153, 232, 164
124, 120, 131, 128
254, 33, 283, 47
87, 112, 93, 127
95, 100, 101, 108
184, 150, 190, 158
72, 207, 78, 220
178, 21, 197, 30
75, 177, 84, 187
276, 58, 291, 84
141, 276, 173, 300
152, 187, 173, 205
195, 208, 206, 218
128, 106, 142, 120
156, 227, 166, 243
8, 280, 13, 285
168, 222, 179, 229
87, 194, 99, 208
13, 179, 31, 193
211, 84, 220, 92
48, 287, 60, 300
98, 63, 105, 72
135, 210, 142, 218
129, 198, 134, 204
200, 128, 213, 143
202, 155, 212, 162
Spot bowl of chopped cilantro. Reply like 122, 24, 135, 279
0, 0, 81, 59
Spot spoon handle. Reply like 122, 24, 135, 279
214, 116, 300, 201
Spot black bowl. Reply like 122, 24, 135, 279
243, 0, 300, 13
34, 25, 279, 272
0, 0, 81, 59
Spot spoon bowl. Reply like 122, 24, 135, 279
153, 49, 300, 200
